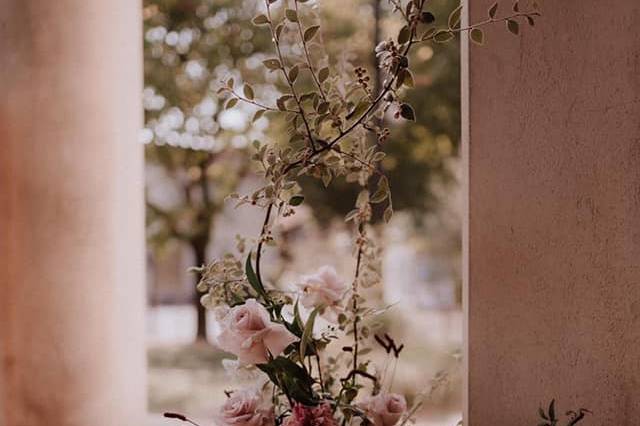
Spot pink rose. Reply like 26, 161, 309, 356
217, 299, 298, 365
359, 393, 407, 426
283, 403, 339, 426
296, 266, 347, 321
217, 389, 274, 426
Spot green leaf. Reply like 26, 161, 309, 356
507, 19, 519, 35
300, 306, 321, 360
243, 84, 254, 100
397, 25, 411, 44
548, 399, 556, 421
226, 78, 234, 88
252, 109, 265, 123
420, 11, 435, 24
488, 2, 498, 18
263, 59, 282, 70
303, 25, 320, 42
538, 407, 548, 420
252, 14, 270, 25
346, 100, 370, 120
285, 9, 298, 22
399, 103, 415, 121
526, 15, 536, 26
318, 67, 329, 83
288, 65, 299, 83
470, 28, 484, 45
383, 205, 393, 223
257, 357, 317, 405
225, 97, 238, 109
289, 195, 304, 206
448, 4, 463, 29
513, 1, 520, 12
434, 29, 454, 43
245, 253, 267, 299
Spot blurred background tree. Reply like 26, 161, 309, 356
143, 0, 272, 341
143, 0, 461, 341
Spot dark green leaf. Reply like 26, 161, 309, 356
263, 59, 282, 70
285, 9, 298, 22
488, 2, 498, 18
304, 25, 320, 42
434, 30, 454, 43
288, 65, 299, 83
538, 407, 548, 420
252, 109, 265, 123
399, 103, 415, 121
252, 14, 270, 26
507, 19, 519, 35
470, 28, 484, 45
300, 306, 321, 359
318, 67, 329, 83
548, 399, 556, 421
243, 84, 254, 100
448, 4, 463, 29
289, 195, 304, 206
397, 25, 411, 44
420, 11, 435, 24
225, 97, 238, 109
245, 253, 267, 299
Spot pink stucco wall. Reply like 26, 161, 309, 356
465, 0, 640, 423
0, 1, 146, 425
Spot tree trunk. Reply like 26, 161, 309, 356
192, 239, 208, 342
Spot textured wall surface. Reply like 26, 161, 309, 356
0, 1, 146, 425
466, 0, 640, 424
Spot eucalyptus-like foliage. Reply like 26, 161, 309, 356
167, 0, 543, 424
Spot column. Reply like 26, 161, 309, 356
0, 1, 146, 425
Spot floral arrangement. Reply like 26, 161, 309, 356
163, 1, 541, 426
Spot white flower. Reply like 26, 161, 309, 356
296, 266, 347, 322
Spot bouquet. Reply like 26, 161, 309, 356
163, 1, 541, 425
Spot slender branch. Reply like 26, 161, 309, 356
255, 202, 274, 286
293, 0, 328, 101
228, 88, 297, 114
419, 10, 541, 42
266, 0, 317, 151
